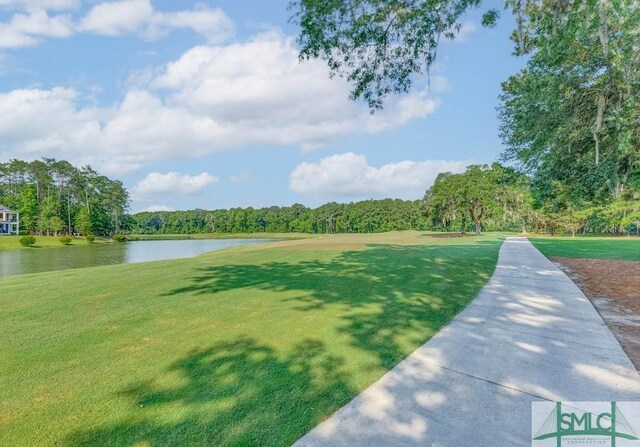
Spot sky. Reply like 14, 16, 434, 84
0, 0, 526, 212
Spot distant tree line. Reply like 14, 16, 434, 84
131, 199, 428, 234
3, 158, 636, 238
0, 159, 129, 236
133, 163, 640, 238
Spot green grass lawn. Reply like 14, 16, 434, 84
529, 236, 640, 261
0, 232, 503, 446
0, 235, 107, 250
126, 232, 309, 241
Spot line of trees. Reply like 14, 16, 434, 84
131, 199, 428, 234
423, 163, 640, 236
0, 159, 130, 236
131, 168, 639, 237
3, 157, 632, 238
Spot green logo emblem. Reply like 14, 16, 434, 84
533, 402, 639, 447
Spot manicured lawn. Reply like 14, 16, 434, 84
126, 232, 309, 241
0, 232, 503, 446
529, 236, 640, 261
0, 235, 105, 250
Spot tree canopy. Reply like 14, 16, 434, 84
290, 0, 529, 110
0, 159, 129, 236
499, 1, 640, 207
424, 163, 530, 235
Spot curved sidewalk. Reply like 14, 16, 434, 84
294, 237, 640, 446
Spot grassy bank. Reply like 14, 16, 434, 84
529, 236, 640, 261
0, 232, 503, 446
0, 235, 107, 250
125, 232, 310, 241
0, 233, 306, 250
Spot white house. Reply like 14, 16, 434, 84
0, 205, 19, 235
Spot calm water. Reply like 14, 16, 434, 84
0, 239, 270, 277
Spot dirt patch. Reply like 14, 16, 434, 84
551, 257, 640, 370
427, 233, 469, 239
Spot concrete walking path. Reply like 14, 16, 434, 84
294, 237, 640, 446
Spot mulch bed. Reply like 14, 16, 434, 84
551, 257, 640, 371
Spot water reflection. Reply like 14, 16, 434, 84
0, 239, 269, 277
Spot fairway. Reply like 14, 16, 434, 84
529, 237, 640, 261
0, 232, 502, 446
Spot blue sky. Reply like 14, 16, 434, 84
0, 0, 525, 212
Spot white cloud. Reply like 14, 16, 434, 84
79, 0, 153, 36
147, 6, 234, 42
0, 33, 439, 174
79, 0, 234, 43
0, 9, 73, 48
137, 204, 176, 212
0, 0, 233, 49
0, 87, 104, 157
290, 152, 475, 199
148, 32, 438, 148
131, 171, 218, 201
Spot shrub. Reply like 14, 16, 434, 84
113, 234, 127, 243
19, 236, 36, 247
85, 234, 96, 244
19, 229, 30, 236
59, 236, 72, 245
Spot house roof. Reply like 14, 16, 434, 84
0, 205, 18, 213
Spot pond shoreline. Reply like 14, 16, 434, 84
0, 233, 305, 252
0, 238, 275, 277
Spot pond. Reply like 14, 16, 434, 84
0, 239, 271, 278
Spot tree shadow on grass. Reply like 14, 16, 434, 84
67, 240, 502, 446
67, 338, 353, 446
165, 242, 502, 369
